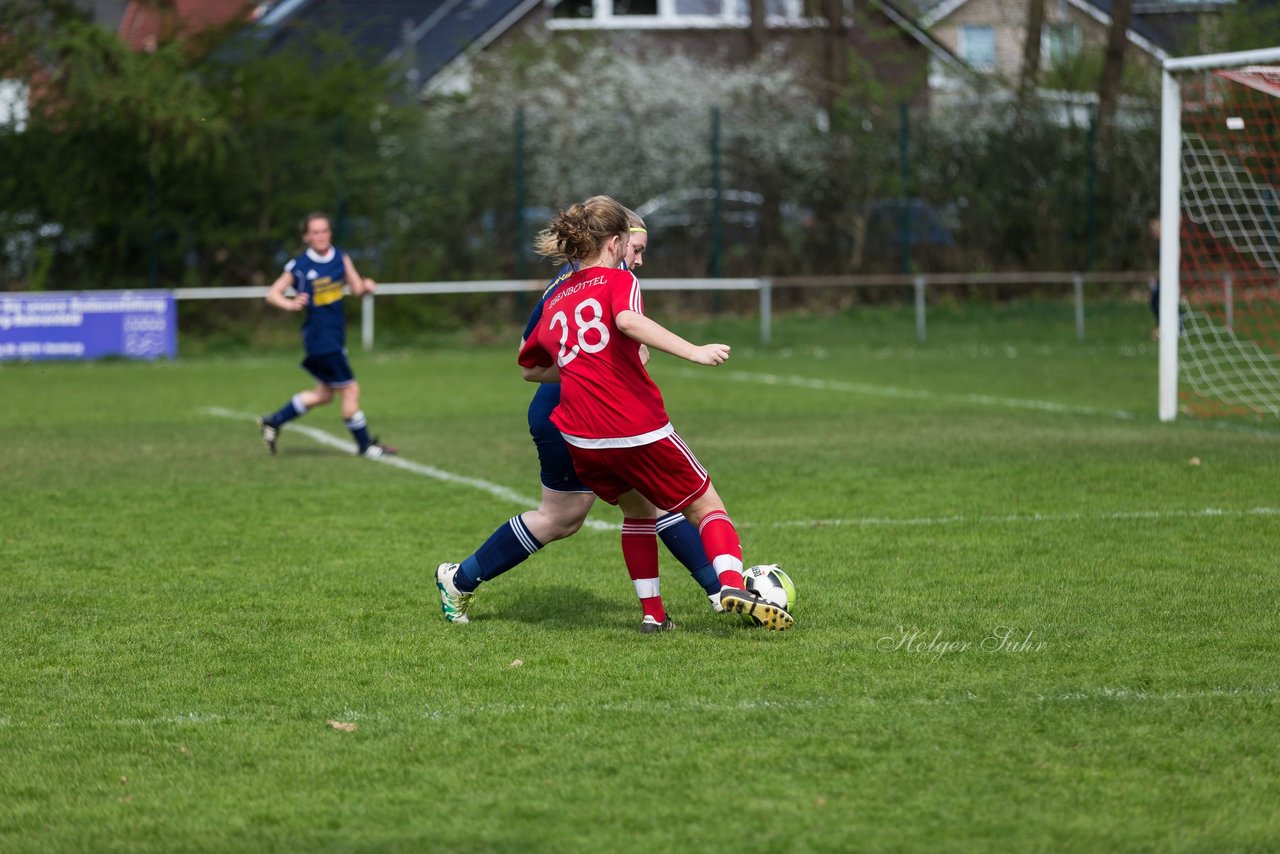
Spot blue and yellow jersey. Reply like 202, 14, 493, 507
525, 262, 578, 430
522, 261, 578, 342
286, 247, 348, 356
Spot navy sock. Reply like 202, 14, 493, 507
265, 393, 308, 428
657, 512, 720, 595
454, 515, 544, 593
345, 410, 372, 452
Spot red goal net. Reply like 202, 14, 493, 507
1175, 64, 1280, 418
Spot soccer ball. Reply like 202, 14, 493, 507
741, 564, 796, 624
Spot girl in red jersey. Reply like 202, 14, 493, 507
517, 195, 793, 632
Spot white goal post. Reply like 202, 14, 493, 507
1160, 46, 1280, 421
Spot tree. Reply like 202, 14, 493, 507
818, 0, 849, 116
1094, 0, 1133, 152
747, 0, 767, 59
0, 10, 231, 287
1018, 0, 1046, 105
0, 6, 419, 290
1200, 0, 1280, 53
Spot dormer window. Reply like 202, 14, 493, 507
614, 0, 659, 14
548, 0, 847, 29
551, 0, 594, 17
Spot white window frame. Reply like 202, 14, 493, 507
0, 79, 30, 132
1042, 21, 1081, 68
546, 0, 850, 31
957, 25, 996, 72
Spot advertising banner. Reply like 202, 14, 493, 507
0, 291, 177, 361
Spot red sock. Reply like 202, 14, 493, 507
622, 518, 664, 622
698, 509, 744, 589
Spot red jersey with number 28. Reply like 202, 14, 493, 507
517, 266, 672, 447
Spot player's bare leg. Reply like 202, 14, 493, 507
302, 381, 335, 410
521, 488, 596, 545
337, 381, 360, 421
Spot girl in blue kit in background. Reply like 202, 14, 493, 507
258, 212, 395, 459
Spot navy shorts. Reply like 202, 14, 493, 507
301, 351, 356, 387
531, 420, 590, 493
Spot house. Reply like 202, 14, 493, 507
87, 0, 130, 31
117, 0, 263, 52
919, 0, 1173, 85
0, 0, 252, 133
250, 0, 979, 106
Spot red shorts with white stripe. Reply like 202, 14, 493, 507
566, 433, 711, 511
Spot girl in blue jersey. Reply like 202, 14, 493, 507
258, 212, 395, 459
435, 205, 726, 630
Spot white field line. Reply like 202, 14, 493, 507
767, 507, 1280, 528
205, 408, 1277, 531
416, 684, 1280, 714
675, 368, 1140, 420
675, 367, 1280, 438
202, 406, 617, 530
6, 685, 1277, 730
1204, 418, 1280, 438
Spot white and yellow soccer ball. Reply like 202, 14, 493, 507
741, 564, 796, 624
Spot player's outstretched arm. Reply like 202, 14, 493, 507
343, 254, 375, 296
265, 271, 307, 311
615, 309, 729, 366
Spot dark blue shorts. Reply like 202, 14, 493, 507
301, 351, 355, 387
531, 420, 590, 493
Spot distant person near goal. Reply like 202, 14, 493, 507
1148, 216, 1161, 340
257, 212, 396, 459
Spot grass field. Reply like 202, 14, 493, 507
2, 300, 1278, 852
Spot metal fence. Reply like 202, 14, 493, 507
174, 271, 1155, 349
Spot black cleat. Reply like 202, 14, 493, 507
719, 588, 794, 631
639, 615, 675, 634
257, 418, 278, 455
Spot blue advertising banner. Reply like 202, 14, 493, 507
0, 291, 177, 361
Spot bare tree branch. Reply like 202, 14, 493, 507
1095, 0, 1133, 151
1018, 0, 1046, 105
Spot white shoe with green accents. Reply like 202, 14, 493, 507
435, 562, 474, 624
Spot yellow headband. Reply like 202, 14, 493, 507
629, 226, 647, 234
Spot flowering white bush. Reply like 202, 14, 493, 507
423, 38, 829, 210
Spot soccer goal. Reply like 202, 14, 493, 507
1160, 46, 1280, 421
